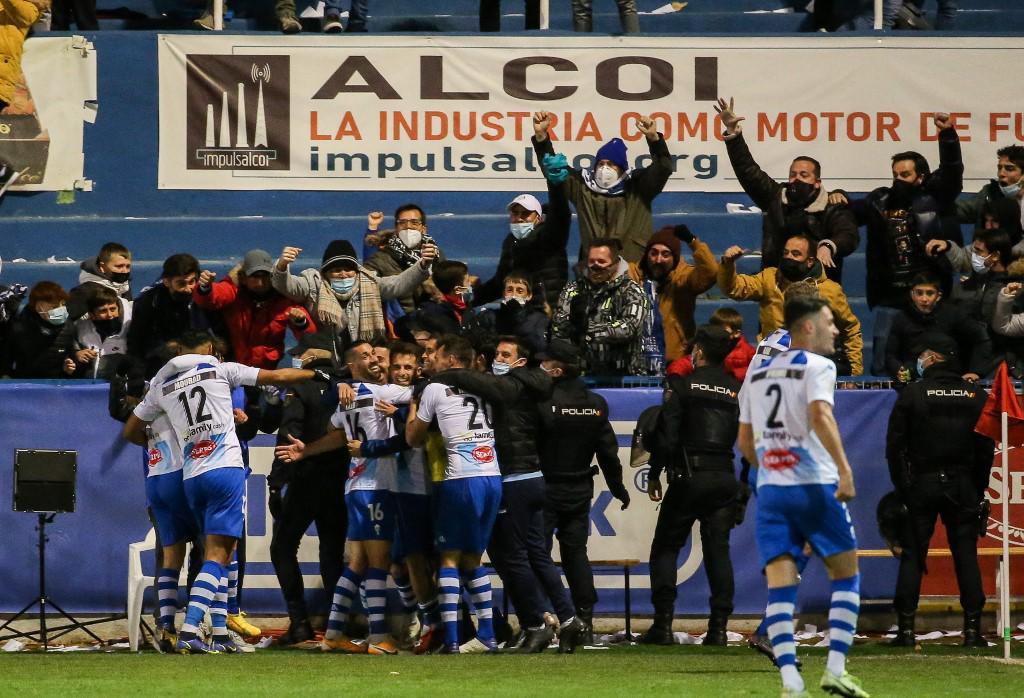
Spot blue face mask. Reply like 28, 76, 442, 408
330, 277, 356, 294
510, 222, 534, 240
291, 357, 305, 369
916, 357, 927, 377
46, 305, 68, 325
492, 360, 511, 376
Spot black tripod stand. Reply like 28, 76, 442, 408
0, 513, 112, 649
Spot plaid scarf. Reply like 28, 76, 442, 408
316, 269, 386, 342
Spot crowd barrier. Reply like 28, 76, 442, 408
0, 381, 1018, 618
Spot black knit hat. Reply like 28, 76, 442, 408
321, 239, 358, 272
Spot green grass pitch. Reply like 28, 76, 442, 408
1, 645, 1022, 697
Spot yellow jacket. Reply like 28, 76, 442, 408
718, 261, 864, 375
627, 238, 718, 361
0, 0, 40, 105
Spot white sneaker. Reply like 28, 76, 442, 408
459, 637, 493, 654
227, 628, 256, 652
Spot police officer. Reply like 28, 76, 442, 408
536, 339, 631, 644
642, 325, 741, 646
885, 333, 993, 648
268, 334, 348, 645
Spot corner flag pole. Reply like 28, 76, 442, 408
1001, 411, 1011, 660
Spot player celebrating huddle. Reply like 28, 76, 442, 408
123, 330, 327, 654
738, 298, 868, 698
406, 335, 503, 653
275, 341, 412, 655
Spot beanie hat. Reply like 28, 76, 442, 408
595, 138, 628, 172
646, 226, 681, 266
321, 239, 358, 271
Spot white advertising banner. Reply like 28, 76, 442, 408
157, 34, 1024, 193
0, 36, 97, 192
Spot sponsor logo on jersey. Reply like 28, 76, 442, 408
472, 445, 495, 462
763, 448, 800, 470
148, 448, 163, 467
190, 439, 216, 460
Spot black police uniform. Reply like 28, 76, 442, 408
268, 362, 348, 643
538, 376, 629, 630
885, 362, 993, 646
645, 364, 740, 644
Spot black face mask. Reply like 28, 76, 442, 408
785, 180, 818, 208
94, 317, 123, 337
108, 272, 130, 284
889, 179, 917, 207
171, 290, 193, 304
779, 258, 811, 282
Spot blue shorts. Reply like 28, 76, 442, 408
756, 483, 857, 568
146, 471, 197, 546
346, 490, 396, 542
392, 492, 433, 561
433, 476, 502, 554
183, 467, 245, 539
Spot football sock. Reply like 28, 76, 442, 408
418, 599, 440, 630
364, 567, 389, 641
210, 574, 229, 641
827, 574, 861, 678
325, 567, 363, 640
180, 560, 222, 639
227, 557, 240, 615
439, 566, 461, 647
463, 567, 495, 643
393, 572, 418, 613
766, 584, 803, 692
157, 568, 179, 630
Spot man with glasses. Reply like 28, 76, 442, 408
366, 204, 446, 313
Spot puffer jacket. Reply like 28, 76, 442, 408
718, 260, 864, 375
193, 266, 316, 369
0, 0, 40, 105
552, 259, 652, 376
533, 134, 672, 263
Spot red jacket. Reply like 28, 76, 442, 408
665, 335, 755, 383
193, 277, 316, 369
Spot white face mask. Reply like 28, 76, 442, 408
510, 222, 534, 240
970, 251, 991, 274
594, 165, 620, 189
398, 230, 422, 249
1000, 181, 1023, 198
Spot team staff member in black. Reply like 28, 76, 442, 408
536, 339, 631, 644
642, 325, 741, 646
268, 334, 348, 645
885, 333, 993, 648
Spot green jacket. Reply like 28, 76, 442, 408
534, 135, 673, 263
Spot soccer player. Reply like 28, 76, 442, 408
275, 341, 412, 655
123, 330, 326, 654
405, 335, 503, 653
738, 297, 869, 698
354, 342, 439, 649
143, 410, 192, 652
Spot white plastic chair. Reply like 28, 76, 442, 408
127, 528, 191, 652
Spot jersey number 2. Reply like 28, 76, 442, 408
178, 386, 212, 427
765, 384, 784, 429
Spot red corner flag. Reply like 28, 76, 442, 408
975, 361, 1024, 446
